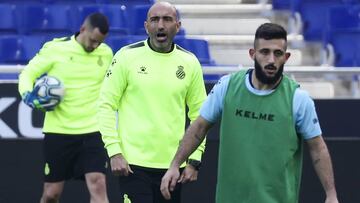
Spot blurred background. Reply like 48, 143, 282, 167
0, 0, 360, 202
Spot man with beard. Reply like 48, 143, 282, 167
97, 1, 206, 203
160, 23, 339, 203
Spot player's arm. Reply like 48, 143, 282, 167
173, 116, 212, 169
18, 42, 54, 109
161, 116, 212, 199
97, 51, 127, 158
306, 136, 338, 203
18, 42, 54, 96
185, 60, 207, 163
162, 75, 228, 199
294, 89, 338, 203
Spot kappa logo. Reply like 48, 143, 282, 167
138, 66, 148, 74
176, 66, 185, 79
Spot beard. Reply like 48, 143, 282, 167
254, 58, 284, 85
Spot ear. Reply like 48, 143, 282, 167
144, 21, 149, 34
79, 25, 86, 33
249, 48, 256, 60
285, 52, 291, 60
176, 21, 181, 33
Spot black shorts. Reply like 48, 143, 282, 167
118, 165, 182, 203
43, 132, 108, 182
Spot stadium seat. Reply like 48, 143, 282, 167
0, 35, 46, 64
0, 36, 20, 64
272, 0, 292, 10
75, 4, 130, 35
291, 0, 345, 41
22, 35, 48, 61
105, 36, 134, 53
324, 5, 360, 66
327, 5, 360, 30
128, 4, 151, 35
175, 37, 215, 65
0, 4, 20, 34
96, 0, 154, 4
22, 4, 76, 35
42, 0, 97, 3
326, 30, 360, 67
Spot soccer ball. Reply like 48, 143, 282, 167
34, 75, 65, 107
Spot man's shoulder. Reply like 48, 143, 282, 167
121, 41, 146, 52
52, 36, 71, 42
113, 41, 146, 59
42, 36, 72, 51
175, 44, 197, 59
96, 43, 113, 56
46, 36, 71, 45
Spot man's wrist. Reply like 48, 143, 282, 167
187, 159, 202, 171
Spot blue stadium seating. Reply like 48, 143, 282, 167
175, 37, 214, 65
22, 4, 76, 35
75, 4, 130, 34
291, 0, 346, 41
290, 0, 360, 41
97, 0, 154, 4
272, 0, 292, 10
324, 5, 360, 66
326, 30, 360, 67
0, 36, 20, 63
0, 0, 205, 65
128, 4, 151, 35
327, 5, 360, 30
42, 0, 98, 3
0, 4, 20, 34
0, 35, 46, 64
105, 36, 134, 52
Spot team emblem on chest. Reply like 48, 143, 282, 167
176, 66, 185, 79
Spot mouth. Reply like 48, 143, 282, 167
264, 65, 277, 74
156, 32, 168, 42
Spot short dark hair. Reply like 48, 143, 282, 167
254, 23, 287, 47
86, 12, 109, 35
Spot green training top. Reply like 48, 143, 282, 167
98, 40, 207, 169
18, 35, 113, 134
217, 70, 302, 203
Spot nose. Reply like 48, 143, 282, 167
268, 52, 276, 63
157, 19, 165, 29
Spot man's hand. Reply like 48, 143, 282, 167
325, 197, 339, 203
160, 166, 180, 200
325, 191, 339, 203
22, 88, 57, 112
178, 164, 198, 183
110, 154, 133, 176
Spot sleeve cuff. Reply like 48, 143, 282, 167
106, 143, 123, 158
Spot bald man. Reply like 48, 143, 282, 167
97, 1, 207, 203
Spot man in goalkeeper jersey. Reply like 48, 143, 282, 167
18, 13, 113, 203
160, 23, 339, 203
97, 1, 207, 203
